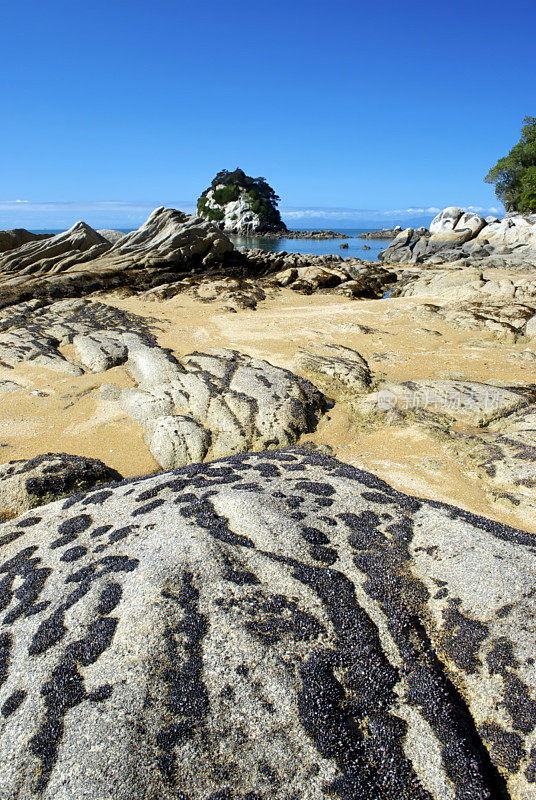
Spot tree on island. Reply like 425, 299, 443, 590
485, 116, 536, 213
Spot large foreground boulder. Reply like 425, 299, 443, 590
0, 448, 534, 799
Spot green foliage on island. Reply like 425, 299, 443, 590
197, 168, 286, 230
196, 195, 224, 221
485, 116, 536, 213
211, 184, 241, 205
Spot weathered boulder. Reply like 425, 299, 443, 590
96, 229, 126, 244
298, 344, 372, 393
429, 206, 463, 235
72, 331, 128, 373
375, 379, 532, 426
476, 213, 536, 249
0, 452, 122, 517
430, 208, 487, 244
114, 340, 327, 467
0, 448, 534, 799
0, 298, 154, 373
526, 313, 536, 339
89, 207, 234, 270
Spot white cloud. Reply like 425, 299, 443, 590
281, 204, 504, 223
0, 200, 505, 230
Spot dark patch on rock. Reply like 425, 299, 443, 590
479, 722, 526, 773
1, 688, 27, 717
440, 606, 489, 673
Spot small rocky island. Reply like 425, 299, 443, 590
197, 168, 348, 239
197, 168, 287, 234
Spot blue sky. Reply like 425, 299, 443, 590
2, 0, 535, 229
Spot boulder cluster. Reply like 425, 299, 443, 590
380, 206, 536, 269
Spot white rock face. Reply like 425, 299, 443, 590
526, 313, 536, 339
430, 208, 487, 243
202, 185, 264, 233
475, 213, 536, 248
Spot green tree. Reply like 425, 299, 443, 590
485, 116, 536, 212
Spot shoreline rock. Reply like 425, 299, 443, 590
379, 206, 536, 269
358, 226, 403, 240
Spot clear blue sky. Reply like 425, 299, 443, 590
2, 0, 535, 229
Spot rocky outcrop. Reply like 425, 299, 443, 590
0, 453, 121, 517
0, 297, 154, 373
360, 368, 536, 515
298, 344, 372, 393
0, 209, 238, 309
0, 222, 110, 277
0, 229, 52, 254
101, 339, 326, 468
411, 298, 536, 342
250, 251, 395, 298
87, 207, 234, 271
197, 168, 287, 234
0, 447, 534, 799
379, 207, 536, 269
389, 267, 536, 341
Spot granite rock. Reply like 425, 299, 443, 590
0, 448, 534, 799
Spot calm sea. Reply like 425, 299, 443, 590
31, 227, 391, 261
228, 228, 390, 260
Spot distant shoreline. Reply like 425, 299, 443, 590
225, 228, 350, 240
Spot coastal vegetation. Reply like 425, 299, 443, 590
485, 116, 536, 212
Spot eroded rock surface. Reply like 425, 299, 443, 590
0, 222, 110, 278
0, 453, 122, 517
298, 343, 372, 393
0, 448, 534, 799
0, 229, 52, 254
0, 298, 155, 373
113, 340, 326, 468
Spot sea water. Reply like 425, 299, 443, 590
228, 228, 390, 260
